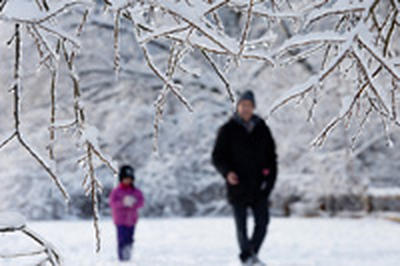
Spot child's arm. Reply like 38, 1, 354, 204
133, 189, 145, 209
109, 189, 125, 209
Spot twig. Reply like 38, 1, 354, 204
201, 49, 235, 102
204, 0, 230, 15
48, 70, 57, 160
0, 0, 8, 12
18, 135, 70, 201
22, 227, 61, 266
158, 4, 235, 54
383, 9, 398, 57
86, 143, 101, 253
139, 25, 191, 44
270, 46, 351, 115
76, 9, 89, 37
11, 24, 69, 202
0, 1, 86, 26
141, 45, 193, 112
357, 36, 400, 80
352, 49, 390, 114
238, 0, 255, 57
114, 10, 121, 78
306, 7, 366, 27
37, 23, 80, 49
0, 249, 45, 259
152, 44, 177, 153
392, 78, 398, 121
0, 132, 17, 149
91, 145, 118, 174
351, 107, 373, 148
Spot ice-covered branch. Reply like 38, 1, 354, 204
270, 41, 351, 115
238, 0, 255, 57
356, 36, 400, 81
5, 24, 70, 202
86, 143, 102, 253
352, 48, 389, 114
22, 227, 62, 266
0, 249, 46, 259
274, 31, 347, 59
306, 5, 366, 27
201, 49, 235, 102
153, 44, 179, 153
48, 70, 57, 160
269, 0, 400, 149
157, 1, 237, 55
0, 1, 87, 25
0, 212, 61, 265
0, 0, 8, 12
0, 132, 17, 150
141, 44, 194, 112
113, 10, 121, 77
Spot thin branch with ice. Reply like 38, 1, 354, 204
113, 10, 121, 78
201, 49, 235, 102
86, 143, 102, 253
8, 24, 70, 202
270, 43, 351, 115
141, 44, 194, 112
238, 0, 255, 57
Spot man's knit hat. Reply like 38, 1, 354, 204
238, 90, 256, 107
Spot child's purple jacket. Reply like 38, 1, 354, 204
109, 185, 145, 226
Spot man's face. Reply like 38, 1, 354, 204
122, 177, 133, 185
237, 100, 254, 121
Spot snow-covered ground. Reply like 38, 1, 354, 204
1, 217, 399, 266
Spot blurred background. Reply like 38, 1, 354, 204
0, 0, 399, 222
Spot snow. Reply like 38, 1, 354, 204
356, 35, 400, 80
253, 5, 300, 19
1, 217, 400, 266
110, 0, 132, 10
1, 1, 46, 20
274, 31, 347, 57
305, 1, 368, 26
80, 124, 101, 148
158, 0, 240, 54
269, 76, 318, 113
368, 188, 400, 197
0, 212, 26, 231
1, 0, 87, 21
171, 30, 227, 54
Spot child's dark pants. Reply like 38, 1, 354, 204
117, 225, 135, 261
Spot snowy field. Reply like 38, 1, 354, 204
1, 217, 400, 266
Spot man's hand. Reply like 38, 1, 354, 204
226, 171, 239, 185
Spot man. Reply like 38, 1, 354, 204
212, 90, 278, 266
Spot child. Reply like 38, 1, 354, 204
109, 165, 145, 261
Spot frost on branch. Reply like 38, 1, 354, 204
0, 212, 62, 266
269, 0, 400, 148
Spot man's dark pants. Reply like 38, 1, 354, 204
232, 198, 270, 262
